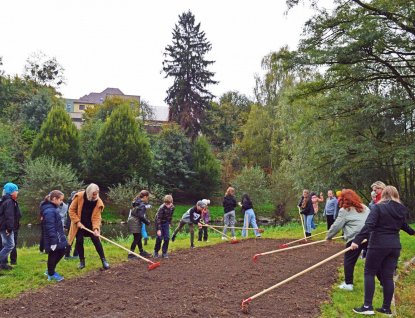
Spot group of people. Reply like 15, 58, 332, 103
301, 181, 415, 316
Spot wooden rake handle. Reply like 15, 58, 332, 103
254, 236, 343, 262
81, 227, 154, 265
208, 224, 264, 232
203, 224, 233, 240
243, 239, 367, 309
282, 230, 329, 247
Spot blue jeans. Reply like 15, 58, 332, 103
154, 223, 170, 254
303, 214, 313, 233
311, 216, 316, 230
242, 209, 260, 237
142, 223, 148, 239
0, 230, 15, 266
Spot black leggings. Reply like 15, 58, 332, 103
130, 233, 143, 253
344, 241, 367, 284
47, 248, 65, 276
75, 229, 105, 260
364, 248, 400, 310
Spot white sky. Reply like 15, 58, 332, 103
0, 0, 326, 106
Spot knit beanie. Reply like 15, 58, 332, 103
4, 183, 18, 194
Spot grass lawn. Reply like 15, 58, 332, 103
2, 221, 414, 317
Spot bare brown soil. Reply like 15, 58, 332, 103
0, 238, 345, 317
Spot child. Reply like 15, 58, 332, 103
198, 199, 210, 242
239, 194, 261, 238
127, 190, 152, 258
41, 190, 69, 281
222, 187, 237, 240
153, 195, 175, 258
171, 201, 205, 248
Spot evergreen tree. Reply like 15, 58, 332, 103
31, 105, 80, 169
190, 136, 221, 198
91, 104, 151, 186
163, 10, 218, 140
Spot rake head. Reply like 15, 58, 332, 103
258, 228, 265, 233
279, 244, 288, 249
253, 254, 261, 263
300, 239, 308, 244
241, 298, 251, 312
231, 239, 239, 244
148, 261, 161, 271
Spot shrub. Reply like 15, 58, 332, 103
19, 157, 84, 218
231, 166, 270, 206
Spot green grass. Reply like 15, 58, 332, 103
2, 221, 414, 318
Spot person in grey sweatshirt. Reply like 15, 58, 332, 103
326, 189, 370, 291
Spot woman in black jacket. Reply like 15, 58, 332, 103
239, 194, 261, 238
128, 190, 151, 258
222, 187, 237, 240
351, 186, 415, 315
297, 189, 314, 237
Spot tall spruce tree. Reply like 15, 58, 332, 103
91, 104, 151, 186
163, 10, 218, 140
31, 105, 81, 169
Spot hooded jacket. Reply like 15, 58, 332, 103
128, 198, 150, 233
353, 200, 415, 249
223, 195, 237, 213
155, 203, 175, 230
0, 194, 22, 232
40, 200, 68, 252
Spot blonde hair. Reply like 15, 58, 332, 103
379, 185, 401, 204
371, 181, 386, 190
225, 187, 234, 196
86, 183, 100, 201
302, 189, 309, 208
164, 195, 173, 203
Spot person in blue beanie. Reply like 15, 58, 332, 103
0, 183, 22, 271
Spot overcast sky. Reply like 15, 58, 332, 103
1, 0, 328, 106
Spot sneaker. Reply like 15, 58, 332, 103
222, 236, 228, 240
48, 272, 64, 281
127, 253, 138, 260
198, 239, 202, 242
190, 245, 196, 249
231, 237, 236, 240
375, 308, 392, 317
338, 282, 354, 291
256, 235, 261, 238
353, 305, 374, 315
0, 265, 13, 271
139, 251, 152, 258
153, 252, 159, 258
171, 234, 176, 242
72, 255, 79, 259
204, 240, 209, 242
39, 251, 45, 254
44, 269, 49, 276
162, 253, 169, 258
10, 261, 17, 266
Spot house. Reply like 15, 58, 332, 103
65, 87, 168, 131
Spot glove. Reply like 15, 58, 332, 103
50, 244, 57, 251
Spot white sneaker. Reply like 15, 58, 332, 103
231, 236, 236, 240
222, 236, 228, 240
338, 282, 353, 291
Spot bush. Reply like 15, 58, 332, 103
231, 166, 270, 206
19, 157, 84, 218
107, 174, 166, 219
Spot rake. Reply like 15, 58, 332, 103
298, 206, 306, 242
242, 239, 367, 311
207, 224, 264, 233
82, 227, 161, 271
278, 230, 329, 249
203, 224, 239, 243
253, 236, 343, 262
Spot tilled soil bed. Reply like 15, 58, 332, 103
1, 238, 345, 317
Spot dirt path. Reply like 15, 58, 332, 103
0, 238, 345, 317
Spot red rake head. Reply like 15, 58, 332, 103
253, 254, 261, 263
279, 244, 288, 249
241, 298, 252, 312
231, 239, 239, 244
148, 261, 161, 271
258, 228, 265, 233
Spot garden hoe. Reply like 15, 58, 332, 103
242, 239, 367, 311
208, 224, 264, 233
203, 224, 239, 243
278, 230, 329, 249
82, 227, 161, 271
253, 236, 343, 262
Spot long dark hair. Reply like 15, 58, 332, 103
242, 193, 252, 205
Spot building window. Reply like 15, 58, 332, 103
79, 105, 85, 110
66, 103, 71, 111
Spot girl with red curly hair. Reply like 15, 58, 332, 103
326, 189, 370, 291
